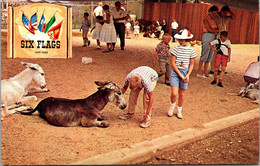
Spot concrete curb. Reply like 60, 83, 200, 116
69, 108, 259, 165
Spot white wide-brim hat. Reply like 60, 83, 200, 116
174, 29, 194, 39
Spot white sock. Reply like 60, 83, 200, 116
177, 106, 182, 113
168, 102, 176, 117
177, 106, 183, 119
170, 102, 176, 107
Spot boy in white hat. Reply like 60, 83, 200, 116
167, 29, 197, 119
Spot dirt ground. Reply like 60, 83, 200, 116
1, 31, 259, 165
144, 119, 259, 165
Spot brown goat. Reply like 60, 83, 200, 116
20, 81, 126, 128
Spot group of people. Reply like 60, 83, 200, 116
78, 4, 257, 128
120, 29, 197, 128
80, 1, 130, 53
196, 5, 235, 87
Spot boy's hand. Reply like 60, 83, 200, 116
228, 57, 231, 62
212, 48, 217, 52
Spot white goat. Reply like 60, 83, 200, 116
1, 62, 49, 119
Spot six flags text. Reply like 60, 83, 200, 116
21, 40, 60, 48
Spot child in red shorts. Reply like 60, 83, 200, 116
209, 31, 231, 87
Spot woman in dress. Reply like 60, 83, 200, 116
99, 5, 117, 53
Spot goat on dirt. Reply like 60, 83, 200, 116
228, 82, 259, 104
1, 62, 49, 119
20, 81, 127, 128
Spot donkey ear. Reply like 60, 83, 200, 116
29, 67, 38, 70
29, 64, 40, 71
21, 62, 29, 67
95, 81, 109, 87
21, 62, 37, 69
95, 81, 104, 87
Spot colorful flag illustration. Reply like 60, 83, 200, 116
47, 21, 63, 40
44, 15, 55, 33
38, 13, 46, 32
18, 25, 30, 38
30, 12, 38, 30
22, 13, 35, 34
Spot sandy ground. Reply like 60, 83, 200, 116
144, 119, 259, 165
1, 31, 259, 165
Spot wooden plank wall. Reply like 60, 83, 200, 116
143, 2, 259, 44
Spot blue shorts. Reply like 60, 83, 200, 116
170, 68, 189, 89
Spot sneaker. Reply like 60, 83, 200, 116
209, 71, 214, 74
119, 113, 134, 120
176, 111, 183, 119
140, 118, 151, 128
196, 74, 207, 78
211, 80, 217, 85
82, 45, 87, 47
97, 46, 101, 49
217, 82, 224, 87
167, 103, 176, 117
205, 74, 213, 77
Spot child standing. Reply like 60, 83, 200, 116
80, 12, 91, 47
99, 5, 117, 53
209, 31, 231, 87
125, 19, 132, 39
153, 33, 172, 86
167, 29, 197, 119
134, 21, 140, 39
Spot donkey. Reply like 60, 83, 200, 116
228, 82, 259, 104
1, 62, 49, 119
20, 81, 127, 128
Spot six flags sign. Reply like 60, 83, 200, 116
8, 3, 72, 58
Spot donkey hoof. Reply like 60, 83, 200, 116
32, 96, 38, 101
98, 115, 107, 121
44, 88, 50, 92
101, 121, 109, 128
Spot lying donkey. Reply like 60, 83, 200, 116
20, 81, 127, 128
1, 62, 49, 120
228, 82, 259, 104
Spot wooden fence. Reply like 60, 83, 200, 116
144, 2, 259, 44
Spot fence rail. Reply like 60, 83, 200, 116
144, 2, 259, 44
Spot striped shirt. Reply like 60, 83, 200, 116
171, 45, 197, 69
124, 66, 158, 93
